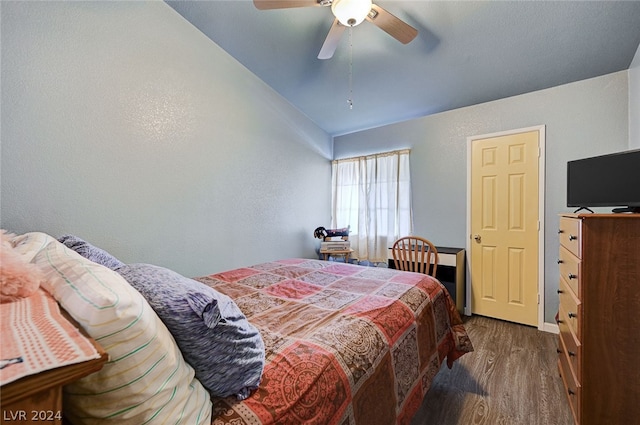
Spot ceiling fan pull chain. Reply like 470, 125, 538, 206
348, 26, 353, 109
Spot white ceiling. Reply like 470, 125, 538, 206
167, 0, 640, 136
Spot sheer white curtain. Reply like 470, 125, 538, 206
331, 149, 412, 263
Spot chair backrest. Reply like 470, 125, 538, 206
391, 236, 439, 277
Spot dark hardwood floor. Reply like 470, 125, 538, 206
412, 315, 574, 425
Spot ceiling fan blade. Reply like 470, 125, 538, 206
253, 0, 321, 10
366, 3, 417, 44
318, 19, 346, 60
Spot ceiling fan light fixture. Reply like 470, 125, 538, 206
331, 0, 372, 27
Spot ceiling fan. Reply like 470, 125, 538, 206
253, 0, 418, 59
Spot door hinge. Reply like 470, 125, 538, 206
537, 293, 540, 304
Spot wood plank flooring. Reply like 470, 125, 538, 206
411, 315, 574, 425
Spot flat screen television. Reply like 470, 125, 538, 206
567, 149, 640, 213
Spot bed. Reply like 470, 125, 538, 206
7, 233, 473, 425
195, 258, 473, 425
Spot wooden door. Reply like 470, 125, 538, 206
469, 129, 541, 326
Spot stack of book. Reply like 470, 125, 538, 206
320, 240, 350, 251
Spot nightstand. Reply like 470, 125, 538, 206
320, 248, 354, 263
1, 310, 108, 425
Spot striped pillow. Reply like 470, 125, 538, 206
10, 231, 53, 261
32, 239, 212, 425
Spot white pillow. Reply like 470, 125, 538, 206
10, 231, 53, 261
33, 239, 212, 425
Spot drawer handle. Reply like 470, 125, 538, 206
556, 348, 562, 354
558, 229, 564, 234
568, 388, 576, 396
569, 234, 577, 241
568, 312, 577, 319
557, 289, 563, 294
568, 351, 576, 357
568, 273, 577, 280
557, 259, 564, 264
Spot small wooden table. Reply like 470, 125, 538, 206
320, 248, 354, 263
0, 310, 108, 425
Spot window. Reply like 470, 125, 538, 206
331, 149, 412, 262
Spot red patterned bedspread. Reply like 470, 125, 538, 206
195, 259, 473, 425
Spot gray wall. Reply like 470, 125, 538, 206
334, 71, 629, 324
630, 43, 640, 150
1, 1, 635, 324
0, 1, 332, 276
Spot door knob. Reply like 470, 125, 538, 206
474, 234, 481, 242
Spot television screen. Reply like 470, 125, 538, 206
567, 149, 640, 212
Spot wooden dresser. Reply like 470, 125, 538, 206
556, 213, 640, 425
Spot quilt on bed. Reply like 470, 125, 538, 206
194, 258, 473, 425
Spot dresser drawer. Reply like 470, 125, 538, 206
558, 312, 581, 380
558, 278, 581, 340
558, 354, 580, 425
559, 216, 582, 258
558, 246, 581, 299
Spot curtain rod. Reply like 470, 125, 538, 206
332, 149, 410, 164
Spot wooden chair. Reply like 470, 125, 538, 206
391, 236, 439, 277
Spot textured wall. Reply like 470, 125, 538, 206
629, 43, 640, 149
1, 1, 332, 276
334, 71, 629, 324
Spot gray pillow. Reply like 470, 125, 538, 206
57, 235, 125, 270
115, 263, 265, 400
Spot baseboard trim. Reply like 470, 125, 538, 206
542, 322, 559, 334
